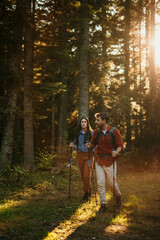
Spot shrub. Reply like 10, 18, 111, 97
35, 148, 56, 170
1, 165, 29, 189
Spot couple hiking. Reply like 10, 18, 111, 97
69, 112, 123, 214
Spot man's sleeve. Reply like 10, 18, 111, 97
90, 129, 98, 147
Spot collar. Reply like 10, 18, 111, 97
99, 125, 111, 133
107, 125, 112, 132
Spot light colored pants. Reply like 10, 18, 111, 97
95, 162, 121, 205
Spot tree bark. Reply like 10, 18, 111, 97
149, 0, 158, 168
23, 0, 35, 170
124, 0, 131, 150
78, 0, 89, 119
0, 87, 18, 170
56, 0, 69, 164
145, 0, 150, 78
133, 44, 139, 148
0, 0, 23, 170
51, 93, 55, 154
138, 0, 143, 149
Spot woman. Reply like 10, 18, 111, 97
69, 116, 93, 203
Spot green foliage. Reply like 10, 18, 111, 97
1, 166, 29, 189
35, 148, 56, 170
1, 0, 160, 172
0, 167, 160, 240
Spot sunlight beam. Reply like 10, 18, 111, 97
44, 199, 99, 240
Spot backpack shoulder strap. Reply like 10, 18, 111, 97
110, 127, 116, 148
84, 130, 92, 144
96, 129, 103, 145
95, 127, 116, 147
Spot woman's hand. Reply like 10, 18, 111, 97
69, 142, 75, 148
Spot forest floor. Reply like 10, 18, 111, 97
0, 160, 160, 240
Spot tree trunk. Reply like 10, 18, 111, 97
57, 90, 68, 160
78, 0, 89, 119
145, 0, 150, 78
23, 0, 35, 170
138, 0, 143, 149
51, 93, 55, 154
149, 0, 158, 168
57, 0, 68, 165
124, 0, 131, 150
133, 44, 139, 148
150, 0, 156, 99
0, 0, 23, 170
0, 87, 18, 170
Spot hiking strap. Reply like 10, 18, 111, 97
96, 127, 116, 148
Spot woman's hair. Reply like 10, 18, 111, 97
75, 116, 93, 145
77, 116, 92, 133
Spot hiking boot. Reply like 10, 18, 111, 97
116, 194, 121, 209
97, 204, 107, 214
82, 192, 89, 203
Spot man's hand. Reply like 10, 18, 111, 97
112, 147, 122, 157
112, 150, 118, 158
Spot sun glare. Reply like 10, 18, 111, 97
155, 15, 160, 66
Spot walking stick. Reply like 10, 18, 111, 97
112, 149, 116, 218
87, 141, 97, 205
91, 158, 97, 205
68, 147, 72, 199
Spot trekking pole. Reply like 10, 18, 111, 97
68, 147, 72, 199
91, 158, 97, 205
86, 141, 97, 205
112, 149, 116, 218
88, 146, 92, 203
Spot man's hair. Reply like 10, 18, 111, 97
95, 112, 109, 123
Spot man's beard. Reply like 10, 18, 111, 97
96, 124, 102, 129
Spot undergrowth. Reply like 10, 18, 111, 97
0, 162, 160, 240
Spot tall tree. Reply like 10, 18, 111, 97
0, 0, 23, 170
124, 0, 131, 150
78, 0, 89, 119
138, 0, 143, 148
23, 0, 35, 169
150, 0, 156, 128
51, 93, 55, 154
57, 0, 69, 159
149, 0, 158, 167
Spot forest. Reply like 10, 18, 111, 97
0, 0, 160, 171
0, 1, 160, 240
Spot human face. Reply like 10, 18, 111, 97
81, 118, 88, 130
95, 116, 106, 129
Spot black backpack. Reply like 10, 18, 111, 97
95, 127, 116, 148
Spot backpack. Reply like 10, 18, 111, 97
95, 127, 116, 148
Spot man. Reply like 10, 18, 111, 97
86, 112, 123, 213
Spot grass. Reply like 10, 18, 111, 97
0, 163, 160, 240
